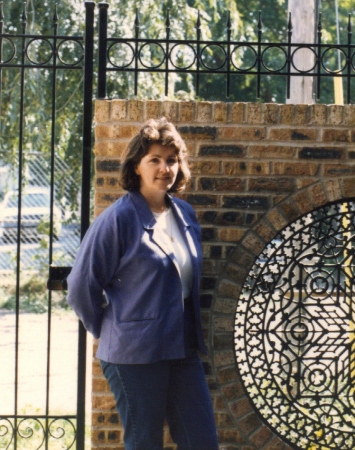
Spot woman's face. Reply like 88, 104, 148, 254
135, 143, 179, 196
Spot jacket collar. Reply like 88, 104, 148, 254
128, 190, 190, 230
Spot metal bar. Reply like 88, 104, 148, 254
256, 11, 262, 99
104, 34, 355, 48
347, 15, 352, 104
134, 9, 139, 96
195, 11, 201, 97
75, 2, 95, 448
104, 66, 352, 77
0, 32, 83, 39
316, 14, 322, 101
44, 5, 59, 449
164, 9, 170, 97
226, 11, 231, 98
286, 13, 292, 99
13, 5, 28, 447
97, 2, 108, 99
0, 63, 83, 69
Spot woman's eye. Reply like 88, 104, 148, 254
167, 158, 177, 165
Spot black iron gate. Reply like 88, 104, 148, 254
0, 2, 94, 449
2, 1, 355, 449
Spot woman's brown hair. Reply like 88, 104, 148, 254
120, 118, 190, 192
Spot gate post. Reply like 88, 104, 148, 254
98, 2, 109, 99
76, 2, 95, 449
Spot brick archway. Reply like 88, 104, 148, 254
212, 182, 355, 449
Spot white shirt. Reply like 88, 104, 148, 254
153, 208, 193, 299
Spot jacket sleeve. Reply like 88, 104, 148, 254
66, 206, 121, 338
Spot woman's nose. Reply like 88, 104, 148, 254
160, 162, 170, 172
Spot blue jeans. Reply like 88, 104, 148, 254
100, 354, 219, 450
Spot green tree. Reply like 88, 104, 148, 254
1, 0, 85, 209
1, 0, 353, 163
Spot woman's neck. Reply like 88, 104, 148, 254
140, 190, 168, 213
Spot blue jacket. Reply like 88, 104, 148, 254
67, 190, 207, 364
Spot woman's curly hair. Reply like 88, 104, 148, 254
120, 117, 190, 192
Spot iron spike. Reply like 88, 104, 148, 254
134, 8, 139, 28
166, 8, 170, 28
258, 10, 262, 31
287, 12, 292, 32
318, 13, 322, 33
0, 2, 3, 22
53, 4, 58, 25
21, 1, 27, 26
348, 14, 351, 33
196, 10, 201, 29
0, 2, 4, 34
227, 10, 231, 30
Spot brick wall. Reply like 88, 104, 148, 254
92, 99, 355, 449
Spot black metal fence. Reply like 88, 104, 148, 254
0, 1, 94, 449
97, 3, 355, 103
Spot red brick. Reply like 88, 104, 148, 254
322, 128, 350, 142
263, 436, 287, 450
262, 103, 280, 124
179, 101, 195, 122
127, 99, 144, 121
217, 428, 244, 444
145, 100, 162, 119
196, 101, 213, 122
294, 104, 311, 125
228, 102, 244, 123
325, 179, 342, 202
310, 104, 327, 125
249, 425, 273, 448
248, 145, 294, 159
273, 161, 318, 176
269, 127, 316, 141
308, 183, 327, 207
214, 102, 228, 122
219, 126, 265, 140
110, 99, 127, 121
327, 104, 343, 125
230, 397, 254, 418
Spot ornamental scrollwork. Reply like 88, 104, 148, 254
235, 200, 355, 449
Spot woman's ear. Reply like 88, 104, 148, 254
134, 164, 140, 176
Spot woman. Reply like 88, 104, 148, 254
67, 118, 219, 450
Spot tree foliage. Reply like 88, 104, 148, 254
1, 0, 353, 177
0, 0, 85, 206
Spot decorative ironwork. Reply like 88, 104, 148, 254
97, 4, 355, 102
0, 34, 84, 70
0, 2, 95, 449
0, 416, 76, 449
235, 200, 355, 450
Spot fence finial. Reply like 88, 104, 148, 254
196, 9, 201, 30
166, 8, 170, 29
258, 10, 262, 31
134, 7, 139, 30
21, 1, 27, 29
53, 4, 58, 26
227, 10, 231, 30
0, 1, 4, 34
348, 14, 352, 34
317, 13, 322, 32
287, 12, 292, 32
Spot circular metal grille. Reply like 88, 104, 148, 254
235, 200, 355, 450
